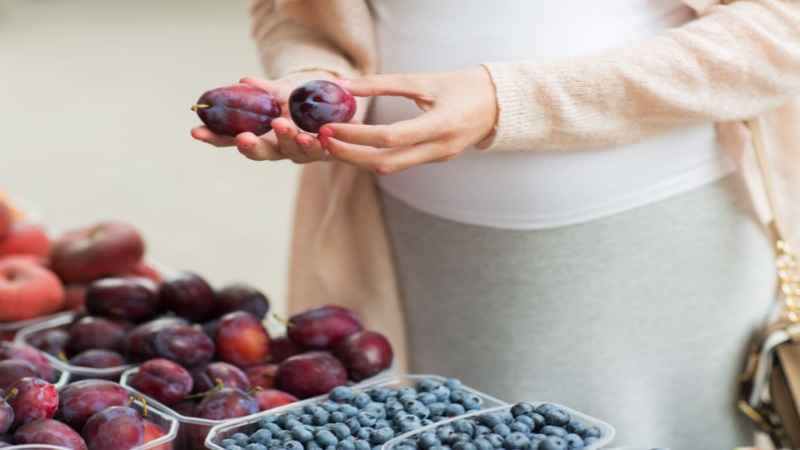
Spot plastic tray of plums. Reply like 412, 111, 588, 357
4, 378, 178, 450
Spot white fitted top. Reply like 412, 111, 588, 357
371, 0, 735, 229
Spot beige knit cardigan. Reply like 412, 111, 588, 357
250, 0, 800, 369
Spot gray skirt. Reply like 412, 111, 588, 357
380, 175, 775, 449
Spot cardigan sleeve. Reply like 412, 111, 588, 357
249, 0, 377, 79
481, 0, 800, 151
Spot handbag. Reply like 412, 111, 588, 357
737, 118, 800, 449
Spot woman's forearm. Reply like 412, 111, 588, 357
482, 0, 800, 151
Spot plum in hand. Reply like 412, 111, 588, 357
289, 80, 356, 133
193, 85, 282, 136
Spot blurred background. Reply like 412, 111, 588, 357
1, 0, 298, 312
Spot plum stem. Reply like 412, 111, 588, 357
4, 388, 17, 401
271, 313, 292, 328
191, 104, 211, 111
57, 352, 68, 362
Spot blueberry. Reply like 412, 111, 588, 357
278, 414, 298, 428
436, 425, 454, 441
261, 415, 279, 425
292, 426, 314, 443
251, 429, 273, 443
499, 412, 514, 425
538, 437, 566, 450
493, 424, 511, 437
417, 379, 439, 392
398, 387, 417, 400
486, 434, 504, 448
300, 414, 314, 425
227, 446, 245, 450
540, 427, 566, 438
398, 416, 422, 433
417, 393, 437, 405
316, 430, 339, 447
452, 420, 475, 437
510, 403, 535, 418
582, 437, 598, 446
354, 393, 372, 409
445, 404, 466, 417
276, 430, 292, 441
231, 433, 249, 444
311, 407, 331, 425
478, 414, 503, 428
327, 445, 338, 450
404, 400, 430, 418
449, 390, 465, 404
473, 438, 493, 450
509, 422, 530, 434
357, 412, 377, 427
448, 433, 471, 444
514, 416, 533, 429
445, 379, 462, 390
331, 412, 346, 423
461, 394, 482, 411
354, 440, 371, 450
418, 432, 440, 449
431, 386, 451, 402
223, 439, 238, 447
530, 414, 545, 431
368, 388, 392, 402
271, 439, 285, 448
369, 427, 394, 445
340, 405, 359, 417
286, 419, 304, 431
580, 427, 601, 439
503, 432, 530, 450
346, 417, 362, 433
330, 423, 352, 440
422, 419, 434, 426
543, 411, 569, 427
375, 419, 391, 429
322, 401, 341, 412
386, 402, 406, 418
356, 428, 372, 440
563, 434, 583, 449
396, 446, 417, 450
364, 403, 386, 419
428, 403, 447, 418
287, 441, 305, 450
475, 425, 491, 436
453, 443, 477, 450
337, 440, 356, 450
330, 387, 356, 403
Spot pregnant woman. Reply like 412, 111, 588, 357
192, 0, 800, 447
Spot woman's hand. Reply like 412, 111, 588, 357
318, 67, 498, 174
190, 72, 338, 163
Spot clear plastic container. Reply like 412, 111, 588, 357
3, 384, 178, 450
0, 312, 73, 342
205, 374, 510, 450
381, 403, 615, 450
15, 312, 134, 381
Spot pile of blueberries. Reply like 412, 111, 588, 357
219, 379, 603, 450
220, 378, 484, 450
390, 403, 602, 450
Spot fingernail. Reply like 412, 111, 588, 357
275, 126, 286, 134
319, 127, 333, 138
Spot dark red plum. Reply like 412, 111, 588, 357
153, 323, 214, 368
13, 419, 87, 450
159, 272, 216, 322
215, 311, 270, 367
59, 379, 129, 430
215, 283, 270, 319
26, 328, 70, 356
0, 398, 11, 434
202, 318, 220, 339
124, 317, 188, 362
0, 342, 54, 381
130, 358, 193, 406
287, 305, 363, 349
8, 377, 58, 427
276, 351, 347, 399
268, 335, 302, 363
193, 85, 281, 136
69, 349, 125, 368
195, 387, 258, 420
245, 364, 278, 390
82, 406, 144, 450
85, 276, 160, 322
0, 360, 40, 390
192, 362, 250, 393
289, 80, 356, 133
253, 389, 297, 411
67, 316, 130, 354
334, 330, 393, 381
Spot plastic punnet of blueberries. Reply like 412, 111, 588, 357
215, 378, 602, 450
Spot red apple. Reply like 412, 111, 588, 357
0, 258, 64, 322
0, 222, 50, 258
50, 221, 145, 283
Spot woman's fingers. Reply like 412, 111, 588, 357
322, 136, 458, 174
235, 132, 284, 161
239, 76, 275, 92
272, 118, 313, 163
339, 74, 432, 100
191, 126, 236, 147
296, 133, 329, 161
320, 112, 449, 148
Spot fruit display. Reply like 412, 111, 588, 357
192, 85, 282, 137
289, 80, 356, 133
0, 377, 177, 450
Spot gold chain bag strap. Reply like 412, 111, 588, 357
738, 118, 800, 449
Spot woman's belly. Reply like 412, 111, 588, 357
369, 0, 734, 229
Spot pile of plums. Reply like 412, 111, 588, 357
193, 80, 356, 136
0, 378, 172, 450
0, 206, 161, 331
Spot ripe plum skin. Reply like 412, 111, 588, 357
195, 85, 282, 137
289, 80, 356, 133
